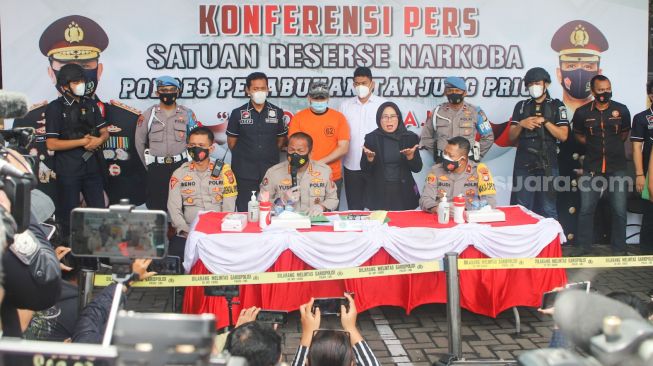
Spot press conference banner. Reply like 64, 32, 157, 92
0, 0, 648, 207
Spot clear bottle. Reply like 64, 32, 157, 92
247, 191, 259, 222
437, 192, 450, 224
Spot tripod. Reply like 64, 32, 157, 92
204, 285, 240, 330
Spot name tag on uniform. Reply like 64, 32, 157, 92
265, 118, 277, 124
240, 119, 254, 125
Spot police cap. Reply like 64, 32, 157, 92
551, 20, 608, 62
39, 15, 108, 61
155, 76, 181, 89
524, 67, 551, 85
56, 63, 86, 87
444, 76, 467, 91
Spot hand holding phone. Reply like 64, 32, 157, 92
256, 310, 288, 325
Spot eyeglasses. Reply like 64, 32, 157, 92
381, 115, 399, 121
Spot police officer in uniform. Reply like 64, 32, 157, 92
260, 132, 338, 216
135, 76, 200, 211
551, 20, 609, 246
168, 127, 237, 260
14, 14, 147, 206
420, 76, 494, 162
227, 72, 287, 212
420, 137, 496, 212
508, 67, 569, 219
45, 63, 109, 238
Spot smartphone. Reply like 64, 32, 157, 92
541, 281, 591, 309
312, 293, 355, 315
256, 310, 288, 325
70, 208, 167, 259
204, 285, 239, 298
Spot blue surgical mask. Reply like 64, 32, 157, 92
310, 101, 328, 114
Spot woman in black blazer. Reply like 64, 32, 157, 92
360, 101, 422, 210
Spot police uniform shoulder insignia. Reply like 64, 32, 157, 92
466, 164, 472, 173
262, 177, 269, 186
170, 176, 179, 190
476, 163, 496, 196
29, 101, 48, 111
110, 100, 141, 115
427, 174, 437, 185
137, 114, 145, 127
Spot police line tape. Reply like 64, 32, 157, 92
93, 260, 443, 288
93, 255, 653, 288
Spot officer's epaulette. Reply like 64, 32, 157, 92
110, 100, 141, 115
28, 100, 48, 112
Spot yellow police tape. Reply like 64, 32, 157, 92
93, 260, 443, 288
93, 255, 653, 288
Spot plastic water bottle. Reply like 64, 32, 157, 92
247, 191, 259, 222
259, 201, 272, 229
453, 194, 466, 224
437, 193, 450, 224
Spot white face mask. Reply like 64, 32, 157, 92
72, 83, 86, 97
528, 84, 544, 99
355, 85, 371, 99
251, 91, 267, 105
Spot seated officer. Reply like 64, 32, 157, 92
419, 136, 496, 212
260, 132, 338, 217
168, 127, 237, 261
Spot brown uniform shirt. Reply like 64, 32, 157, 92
135, 104, 198, 166
168, 161, 238, 233
260, 161, 338, 213
419, 161, 496, 212
419, 102, 494, 159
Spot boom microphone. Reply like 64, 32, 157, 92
0, 90, 29, 119
553, 290, 644, 352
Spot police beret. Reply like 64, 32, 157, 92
444, 77, 466, 91
39, 15, 108, 61
551, 20, 608, 62
155, 76, 181, 89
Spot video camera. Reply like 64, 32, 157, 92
518, 291, 653, 366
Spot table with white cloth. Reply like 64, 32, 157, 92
182, 206, 567, 329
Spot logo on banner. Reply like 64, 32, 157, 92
64, 21, 84, 43
570, 25, 589, 47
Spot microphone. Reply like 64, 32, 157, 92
553, 290, 644, 352
0, 90, 29, 119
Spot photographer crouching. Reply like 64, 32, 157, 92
0, 149, 61, 337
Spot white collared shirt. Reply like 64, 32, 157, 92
338, 94, 387, 170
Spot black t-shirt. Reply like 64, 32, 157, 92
631, 107, 653, 175
45, 96, 106, 177
226, 101, 287, 181
572, 101, 631, 174
510, 97, 569, 170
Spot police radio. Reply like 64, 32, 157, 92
210, 147, 229, 178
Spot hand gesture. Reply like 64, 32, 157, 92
131, 258, 157, 281
400, 144, 419, 160
636, 175, 646, 193
518, 116, 542, 131
299, 298, 321, 347
55, 246, 73, 272
363, 146, 376, 162
236, 306, 260, 327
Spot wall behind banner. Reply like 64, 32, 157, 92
0, 0, 649, 210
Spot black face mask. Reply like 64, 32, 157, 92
187, 146, 210, 162
289, 153, 309, 168
446, 93, 464, 105
595, 91, 612, 104
83, 68, 99, 97
561, 69, 596, 100
442, 155, 463, 172
159, 92, 177, 105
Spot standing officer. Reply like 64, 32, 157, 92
14, 14, 147, 206
419, 76, 494, 162
572, 75, 631, 256
419, 136, 496, 213
260, 132, 338, 216
632, 81, 653, 254
227, 72, 287, 212
551, 20, 609, 245
135, 76, 200, 211
508, 67, 569, 219
168, 127, 237, 260
45, 63, 109, 238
